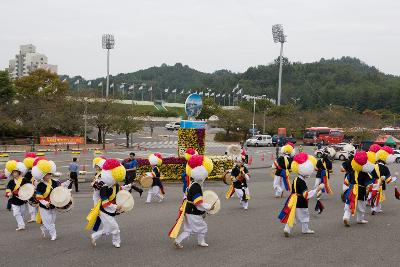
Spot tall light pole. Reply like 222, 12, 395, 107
272, 24, 287, 106
102, 34, 115, 98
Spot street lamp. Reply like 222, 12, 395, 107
272, 24, 287, 106
102, 34, 115, 98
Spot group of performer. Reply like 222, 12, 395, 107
5, 154, 72, 240
275, 143, 398, 237
3, 141, 399, 248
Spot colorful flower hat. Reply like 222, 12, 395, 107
23, 152, 37, 169
4, 160, 28, 178
376, 146, 395, 164
281, 143, 295, 157
184, 148, 198, 161
351, 151, 374, 173
290, 152, 317, 176
93, 156, 107, 169
101, 159, 126, 186
149, 153, 163, 166
31, 159, 56, 180
185, 155, 213, 182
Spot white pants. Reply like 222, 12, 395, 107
175, 214, 207, 244
234, 188, 249, 209
93, 191, 100, 206
91, 211, 121, 246
39, 207, 57, 239
314, 178, 322, 189
26, 203, 37, 221
12, 204, 26, 229
284, 208, 310, 234
273, 176, 284, 197
371, 202, 382, 213
343, 200, 366, 222
146, 186, 163, 203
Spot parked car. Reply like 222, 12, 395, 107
246, 135, 273, 147
272, 135, 297, 147
315, 145, 354, 161
393, 149, 400, 163
165, 122, 180, 131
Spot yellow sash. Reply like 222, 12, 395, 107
85, 200, 102, 230
85, 185, 117, 230
36, 181, 53, 224
13, 177, 23, 193
287, 178, 298, 227
43, 181, 53, 198
168, 200, 188, 239
352, 171, 359, 216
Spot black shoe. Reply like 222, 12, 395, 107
139, 189, 143, 197
371, 211, 376, 215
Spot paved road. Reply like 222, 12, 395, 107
2, 160, 400, 266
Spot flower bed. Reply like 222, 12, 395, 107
136, 155, 233, 181
177, 128, 205, 157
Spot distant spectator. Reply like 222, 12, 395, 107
68, 158, 79, 192
123, 152, 143, 196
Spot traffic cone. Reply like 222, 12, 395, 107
270, 153, 275, 161
248, 156, 253, 166
261, 154, 265, 161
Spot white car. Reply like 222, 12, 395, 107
315, 146, 353, 161
393, 149, 400, 163
246, 135, 272, 147
165, 122, 180, 131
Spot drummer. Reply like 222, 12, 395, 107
146, 153, 165, 203
88, 159, 131, 248
33, 159, 71, 241
226, 153, 250, 210
170, 155, 215, 248
23, 152, 38, 223
4, 160, 29, 231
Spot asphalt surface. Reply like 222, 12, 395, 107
2, 159, 400, 267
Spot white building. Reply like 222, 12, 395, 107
7, 44, 58, 79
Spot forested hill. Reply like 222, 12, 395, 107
63, 57, 400, 112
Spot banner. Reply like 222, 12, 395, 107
40, 136, 84, 145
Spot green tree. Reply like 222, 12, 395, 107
0, 71, 15, 104
12, 69, 69, 142
198, 98, 221, 120
112, 112, 144, 148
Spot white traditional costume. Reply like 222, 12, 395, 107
278, 152, 322, 237
273, 144, 295, 197
169, 155, 214, 248
342, 151, 374, 226
4, 160, 28, 230
88, 159, 130, 248
146, 153, 165, 203
33, 159, 71, 240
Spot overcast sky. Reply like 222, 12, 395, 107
1, 0, 399, 79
